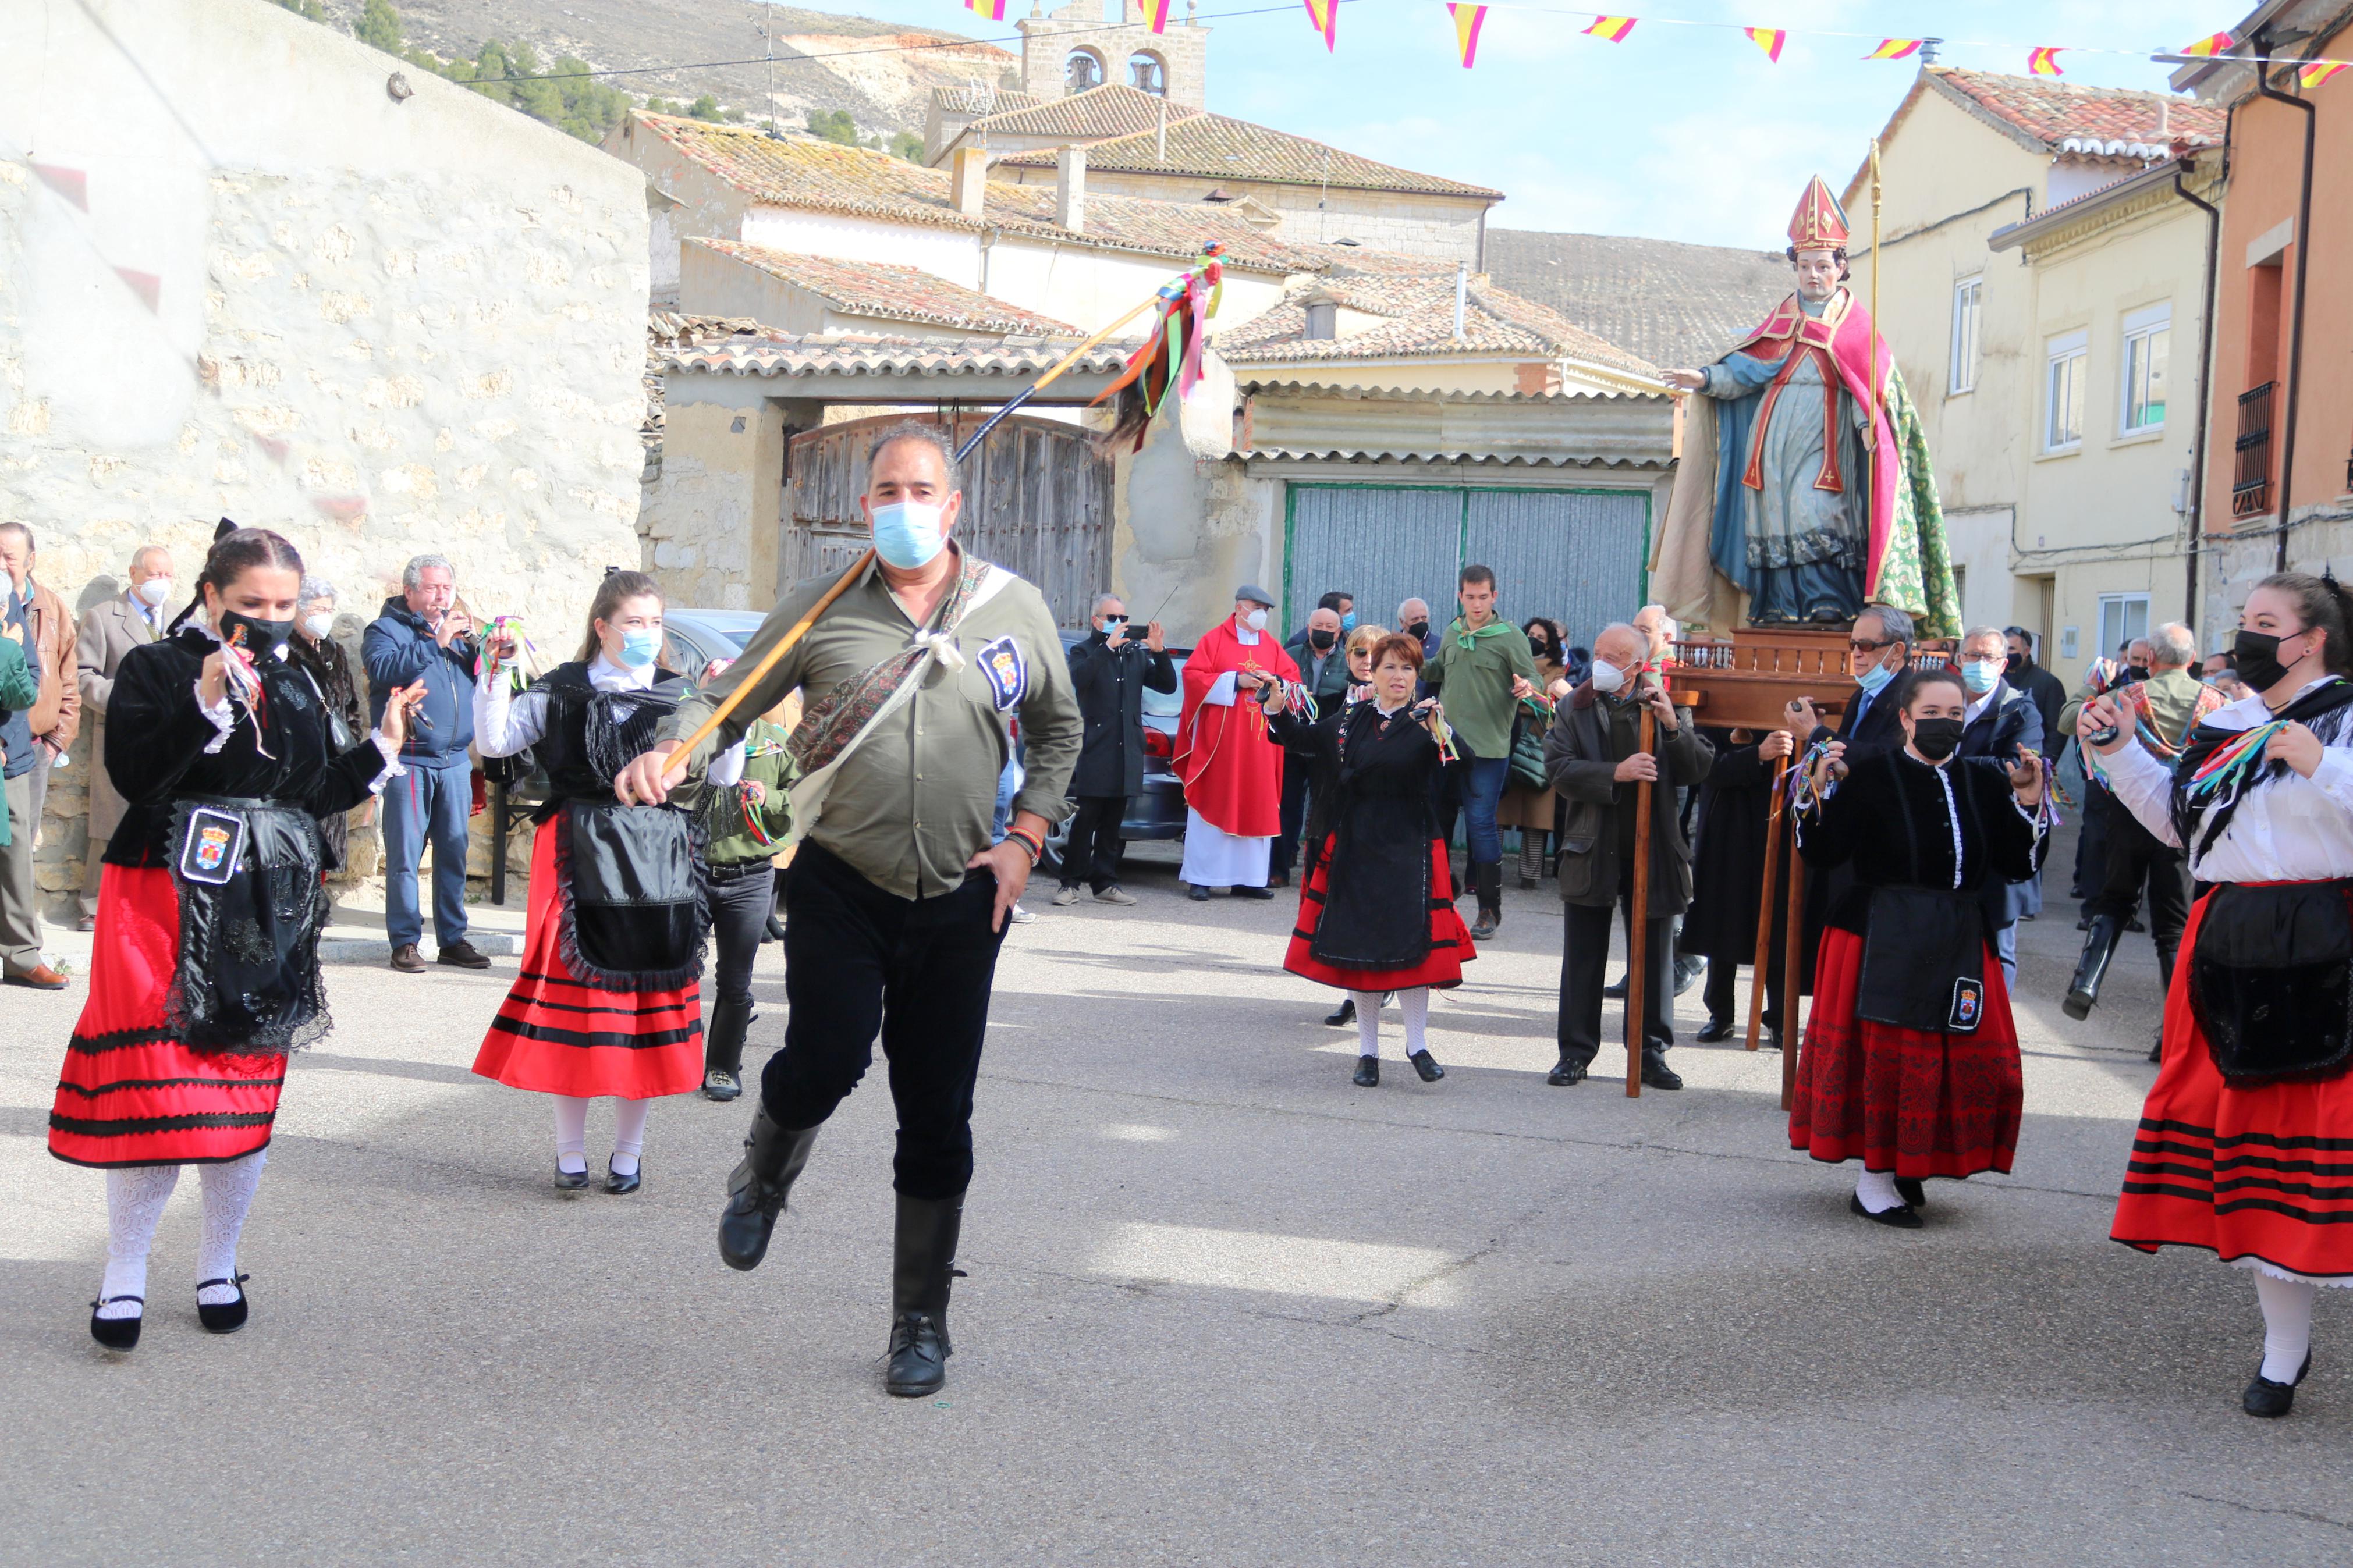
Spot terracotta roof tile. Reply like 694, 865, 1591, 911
963, 83, 1198, 142
995, 109, 1504, 199
687, 239, 1079, 335
652, 327, 1131, 382
1215, 272, 1656, 378
1482, 231, 1791, 370
641, 113, 1338, 272
1931, 68, 2225, 156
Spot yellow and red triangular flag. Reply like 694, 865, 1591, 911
1584, 16, 1637, 42
1864, 38, 1921, 61
965, 0, 1007, 20
2027, 47, 2065, 77
1302, 0, 1337, 51
1446, 3, 1488, 68
2301, 59, 2348, 88
1744, 26, 1786, 63
1144, 0, 1172, 34
2180, 31, 2234, 58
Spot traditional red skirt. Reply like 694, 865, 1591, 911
2113, 893, 2353, 1281
1284, 835, 1474, 991
49, 866, 287, 1169
471, 819, 702, 1100
1788, 927, 2022, 1178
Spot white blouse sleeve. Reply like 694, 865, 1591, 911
474, 680, 550, 759
2309, 748, 2353, 817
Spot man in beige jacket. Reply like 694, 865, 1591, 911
0, 523, 80, 987
75, 545, 175, 929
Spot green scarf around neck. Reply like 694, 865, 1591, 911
1450, 616, 1512, 651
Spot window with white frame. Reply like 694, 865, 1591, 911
2120, 303, 2171, 435
2096, 592, 2150, 662
1949, 276, 1982, 394
2045, 329, 2088, 451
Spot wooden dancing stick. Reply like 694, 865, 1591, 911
660, 549, 874, 785
1745, 753, 1790, 1053
1626, 704, 1656, 1099
1780, 808, 1807, 1112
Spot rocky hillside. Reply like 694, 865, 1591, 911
321, 0, 1016, 141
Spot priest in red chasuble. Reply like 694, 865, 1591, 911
1175, 584, 1300, 899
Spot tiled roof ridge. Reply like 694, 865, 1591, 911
687, 238, 1079, 335
1929, 66, 2227, 150
992, 108, 1504, 199
1214, 271, 1656, 375
960, 81, 1202, 141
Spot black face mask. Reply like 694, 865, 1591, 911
217, 606, 296, 655
1308, 629, 1336, 652
2234, 627, 2307, 692
2123, 664, 2150, 684
1910, 716, 1965, 761
2004, 651, 2027, 674
1406, 620, 1431, 641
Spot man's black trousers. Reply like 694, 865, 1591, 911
703, 862, 775, 1008
1272, 759, 1314, 877
1559, 887, 1676, 1066
1060, 794, 1130, 893
2089, 808, 2190, 957
762, 842, 1007, 1200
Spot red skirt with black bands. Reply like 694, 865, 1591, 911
1284, 835, 1475, 992
2113, 891, 2353, 1280
470, 819, 702, 1100
48, 866, 286, 1169
1789, 927, 2023, 1178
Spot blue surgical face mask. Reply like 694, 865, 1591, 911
1962, 659, 2000, 695
1855, 658, 1896, 698
1340, 611, 1357, 633
616, 627, 661, 669
871, 500, 947, 570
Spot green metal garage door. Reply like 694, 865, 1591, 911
1283, 484, 1651, 648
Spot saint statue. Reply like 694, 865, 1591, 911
1655, 176, 1953, 632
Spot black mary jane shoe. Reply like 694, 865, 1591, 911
197, 1274, 251, 1334
1323, 997, 1357, 1027
1408, 1049, 1445, 1083
1547, 1056, 1589, 1087
1695, 1018, 1736, 1043
1894, 1177, 1928, 1210
605, 1159, 642, 1196
1849, 1193, 1924, 1230
2244, 1352, 2312, 1418
1352, 1055, 1379, 1088
555, 1162, 592, 1193
89, 1296, 144, 1351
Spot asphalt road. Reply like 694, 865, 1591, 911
6, 829, 2350, 1565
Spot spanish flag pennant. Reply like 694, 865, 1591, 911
1302, 0, 1337, 51
1145, 0, 1172, 33
1584, 15, 1637, 42
2027, 46, 2065, 77
1744, 26, 1786, 63
2180, 31, 2234, 58
1863, 38, 1921, 61
1447, 3, 1488, 68
965, 0, 1007, 19
2301, 59, 2349, 87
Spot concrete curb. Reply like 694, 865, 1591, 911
317, 930, 526, 966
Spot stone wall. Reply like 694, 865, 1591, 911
0, 0, 651, 924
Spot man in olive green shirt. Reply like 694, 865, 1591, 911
618, 422, 1078, 1400
1422, 564, 1540, 939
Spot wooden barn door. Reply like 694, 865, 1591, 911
783, 413, 1112, 628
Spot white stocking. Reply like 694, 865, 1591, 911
1351, 991, 1382, 1058
1399, 987, 1430, 1057
197, 1150, 267, 1304
612, 1098, 650, 1177
553, 1095, 590, 1174
1854, 1169, 1903, 1214
100, 1165, 181, 1318
2256, 1274, 2318, 1384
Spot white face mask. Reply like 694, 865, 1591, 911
303, 612, 336, 640
1243, 609, 1269, 632
134, 577, 172, 607
1588, 659, 1626, 694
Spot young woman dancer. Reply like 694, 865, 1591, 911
2094, 573, 2353, 1417
51, 527, 422, 1349
471, 572, 726, 1192
1264, 632, 1474, 1086
1789, 667, 2047, 1228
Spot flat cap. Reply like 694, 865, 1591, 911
1234, 584, 1276, 608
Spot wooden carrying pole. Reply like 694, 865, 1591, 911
1626, 705, 1655, 1098
1779, 806, 1807, 1111
1744, 755, 1790, 1052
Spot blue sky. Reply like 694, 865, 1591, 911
829, 0, 2236, 245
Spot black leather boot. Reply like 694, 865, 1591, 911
2063, 916, 2123, 1021
2149, 938, 2180, 1062
885, 1192, 965, 1397
1470, 862, 1502, 941
702, 996, 753, 1102
717, 1106, 820, 1272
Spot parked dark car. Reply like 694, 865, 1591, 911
662, 607, 768, 680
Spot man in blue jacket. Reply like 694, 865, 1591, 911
364, 554, 488, 973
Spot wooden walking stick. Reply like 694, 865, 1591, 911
1626, 703, 1656, 1098
1745, 753, 1790, 1052
1780, 803, 1807, 1112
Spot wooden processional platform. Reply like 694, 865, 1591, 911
1662, 625, 1857, 733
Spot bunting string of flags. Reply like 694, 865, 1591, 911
1744, 26, 1785, 63
1144, 0, 1172, 34
1301, 0, 1337, 51
963, 0, 1007, 22
1583, 15, 1637, 42
1446, 2, 1487, 69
